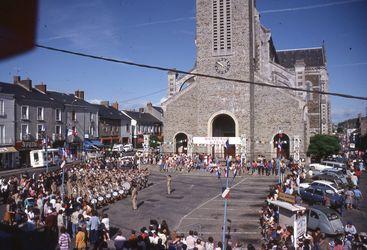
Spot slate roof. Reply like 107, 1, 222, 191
124, 110, 162, 125
93, 104, 130, 121
276, 47, 326, 68
152, 106, 164, 114
0, 82, 63, 107
46, 91, 95, 108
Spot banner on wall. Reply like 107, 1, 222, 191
192, 137, 242, 145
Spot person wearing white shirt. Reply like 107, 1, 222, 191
186, 230, 196, 250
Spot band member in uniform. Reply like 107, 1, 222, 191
131, 186, 138, 210
167, 175, 172, 195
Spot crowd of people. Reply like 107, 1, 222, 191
0, 155, 150, 249
259, 156, 366, 249
110, 219, 254, 250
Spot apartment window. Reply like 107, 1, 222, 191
37, 124, 45, 140
37, 107, 44, 120
0, 100, 4, 116
89, 125, 95, 136
0, 125, 4, 144
55, 109, 61, 121
297, 75, 303, 79
21, 124, 29, 139
21, 106, 29, 120
72, 111, 76, 121
55, 125, 61, 135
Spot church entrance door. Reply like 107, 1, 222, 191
273, 133, 290, 159
212, 114, 236, 158
175, 133, 188, 154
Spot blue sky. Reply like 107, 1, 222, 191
0, 0, 366, 122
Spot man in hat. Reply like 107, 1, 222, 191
167, 175, 172, 195
131, 186, 138, 210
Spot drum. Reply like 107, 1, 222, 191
122, 182, 131, 191
91, 199, 97, 204
98, 196, 104, 202
113, 191, 118, 197
76, 197, 82, 203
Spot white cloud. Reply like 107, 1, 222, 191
88, 99, 103, 104
261, 0, 365, 14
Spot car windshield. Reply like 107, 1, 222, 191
330, 183, 338, 189
326, 212, 339, 221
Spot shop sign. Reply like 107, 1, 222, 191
15, 141, 39, 150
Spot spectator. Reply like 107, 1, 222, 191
75, 226, 87, 250
114, 230, 126, 250
58, 226, 71, 250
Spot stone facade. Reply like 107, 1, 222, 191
161, 0, 322, 160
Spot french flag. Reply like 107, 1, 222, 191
222, 188, 231, 199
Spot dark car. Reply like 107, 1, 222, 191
300, 186, 343, 208
312, 173, 348, 187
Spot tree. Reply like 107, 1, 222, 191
307, 134, 340, 161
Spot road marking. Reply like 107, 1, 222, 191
183, 217, 259, 222
175, 176, 248, 230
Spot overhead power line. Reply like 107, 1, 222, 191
33, 43, 367, 101
0, 32, 363, 102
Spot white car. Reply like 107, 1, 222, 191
309, 163, 333, 172
112, 144, 124, 152
123, 144, 133, 152
299, 180, 344, 194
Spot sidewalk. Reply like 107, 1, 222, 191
342, 172, 367, 232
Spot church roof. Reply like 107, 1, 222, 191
276, 47, 326, 68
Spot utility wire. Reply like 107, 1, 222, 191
33, 43, 367, 101
1, 32, 364, 102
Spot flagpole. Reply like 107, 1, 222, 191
222, 155, 230, 250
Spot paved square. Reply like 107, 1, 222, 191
104, 171, 276, 245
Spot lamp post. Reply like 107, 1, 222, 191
221, 156, 230, 250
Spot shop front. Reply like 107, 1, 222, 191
15, 141, 41, 167
0, 147, 19, 170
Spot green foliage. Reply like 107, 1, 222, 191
149, 135, 159, 148
307, 134, 340, 160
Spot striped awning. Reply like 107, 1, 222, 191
0, 147, 18, 154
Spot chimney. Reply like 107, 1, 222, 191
139, 107, 144, 113
101, 101, 109, 107
35, 82, 47, 93
18, 78, 32, 91
13, 75, 20, 84
112, 101, 119, 110
75, 90, 85, 100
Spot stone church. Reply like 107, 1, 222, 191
162, 0, 331, 160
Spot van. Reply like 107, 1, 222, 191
112, 144, 124, 152
307, 205, 344, 235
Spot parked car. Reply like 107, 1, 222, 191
309, 163, 333, 173
312, 173, 348, 188
310, 180, 344, 194
300, 186, 343, 208
307, 205, 344, 235
123, 144, 133, 152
